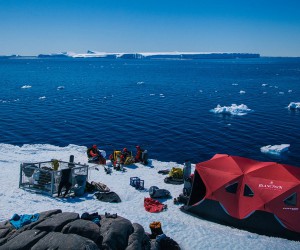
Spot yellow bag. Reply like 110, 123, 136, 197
51, 159, 59, 171
169, 167, 183, 179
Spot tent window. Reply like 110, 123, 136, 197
284, 193, 297, 206
225, 182, 238, 194
243, 184, 254, 197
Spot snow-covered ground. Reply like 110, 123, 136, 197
0, 143, 299, 250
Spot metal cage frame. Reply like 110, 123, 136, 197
19, 160, 89, 197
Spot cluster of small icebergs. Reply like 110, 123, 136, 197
260, 144, 290, 156
210, 104, 253, 116
211, 102, 299, 116
210, 102, 294, 158
21, 85, 65, 91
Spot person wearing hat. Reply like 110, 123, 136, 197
88, 145, 106, 164
135, 145, 148, 165
120, 148, 131, 165
135, 145, 143, 163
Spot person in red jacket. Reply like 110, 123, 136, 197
135, 145, 148, 165
88, 145, 106, 164
135, 145, 143, 163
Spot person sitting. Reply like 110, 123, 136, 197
135, 145, 148, 165
120, 148, 131, 165
87, 145, 106, 164
135, 145, 143, 163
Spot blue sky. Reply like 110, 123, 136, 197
0, 0, 300, 56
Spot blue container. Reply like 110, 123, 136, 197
73, 175, 87, 196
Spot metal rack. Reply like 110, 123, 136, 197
19, 156, 89, 197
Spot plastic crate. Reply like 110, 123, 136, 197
130, 177, 144, 190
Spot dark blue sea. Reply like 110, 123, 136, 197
1, 57, 300, 166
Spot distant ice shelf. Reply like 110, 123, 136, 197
36, 51, 260, 59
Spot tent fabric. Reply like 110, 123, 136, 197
183, 154, 300, 238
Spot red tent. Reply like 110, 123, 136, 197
182, 154, 300, 240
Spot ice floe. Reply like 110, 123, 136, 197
210, 104, 253, 116
239, 90, 246, 94
260, 144, 290, 155
288, 102, 300, 110
57, 86, 65, 90
39, 96, 46, 100
21, 85, 32, 89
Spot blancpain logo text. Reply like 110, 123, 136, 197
258, 181, 283, 190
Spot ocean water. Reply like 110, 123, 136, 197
0, 57, 300, 166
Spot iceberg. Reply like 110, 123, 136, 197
288, 102, 300, 110
210, 104, 253, 116
21, 85, 31, 89
260, 144, 290, 155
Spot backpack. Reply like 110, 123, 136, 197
149, 186, 171, 199
169, 167, 183, 179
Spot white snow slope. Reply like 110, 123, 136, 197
0, 144, 299, 250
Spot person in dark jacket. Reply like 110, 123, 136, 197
120, 148, 130, 164
57, 168, 72, 197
